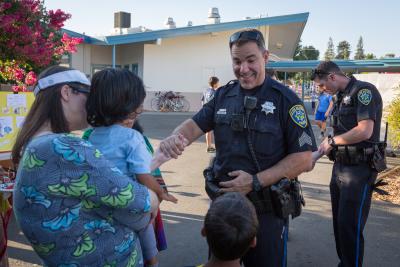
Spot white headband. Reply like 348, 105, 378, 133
33, 70, 91, 96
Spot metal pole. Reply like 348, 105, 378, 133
112, 45, 116, 68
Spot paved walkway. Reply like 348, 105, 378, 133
6, 112, 400, 266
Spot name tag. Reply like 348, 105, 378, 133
216, 108, 226, 115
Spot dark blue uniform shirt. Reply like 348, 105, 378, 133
332, 77, 382, 148
193, 76, 317, 179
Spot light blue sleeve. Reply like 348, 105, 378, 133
126, 131, 152, 174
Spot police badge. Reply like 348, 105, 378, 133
261, 101, 276, 116
343, 95, 351, 105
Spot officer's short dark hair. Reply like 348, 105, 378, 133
208, 76, 219, 87
311, 61, 344, 80
86, 68, 146, 126
229, 28, 266, 51
204, 192, 259, 261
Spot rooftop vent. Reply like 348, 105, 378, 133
207, 7, 220, 24
165, 17, 176, 29
114, 12, 131, 28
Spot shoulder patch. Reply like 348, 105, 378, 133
289, 104, 308, 128
357, 89, 372, 105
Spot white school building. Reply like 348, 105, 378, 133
64, 9, 309, 111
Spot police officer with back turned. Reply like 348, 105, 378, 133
159, 28, 316, 266
312, 61, 384, 267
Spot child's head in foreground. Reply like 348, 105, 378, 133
202, 192, 259, 261
86, 68, 146, 128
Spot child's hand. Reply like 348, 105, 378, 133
151, 134, 189, 171
159, 192, 178, 203
150, 149, 171, 171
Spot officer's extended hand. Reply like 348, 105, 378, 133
219, 170, 253, 195
159, 133, 188, 159
318, 137, 333, 155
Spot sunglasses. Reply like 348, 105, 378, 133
310, 69, 331, 80
68, 84, 89, 95
229, 31, 263, 47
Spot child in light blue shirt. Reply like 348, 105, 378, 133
86, 68, 177, 267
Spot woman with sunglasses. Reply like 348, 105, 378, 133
12, 66, 158, 266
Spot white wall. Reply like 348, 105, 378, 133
117, 43, 144, 78
72, 44, 144, 78
354, 73, 400, 108
354, 73, 400, 149
143, 26, 270, 94
70, 44, 91, 76
143, 31, 232, 93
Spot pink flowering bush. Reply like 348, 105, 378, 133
0, 0, 83, 92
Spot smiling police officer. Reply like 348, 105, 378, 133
312, 61, 383, 267
159, 28, 316, 266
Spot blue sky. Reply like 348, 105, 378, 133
44, 0, 399, 58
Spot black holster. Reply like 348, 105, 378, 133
203, 166, 224, 200
270, 178, 305, 219
371, 143, 387, 172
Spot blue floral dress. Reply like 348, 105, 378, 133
13, 133, 151, 267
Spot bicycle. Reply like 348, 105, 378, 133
151, 91, 190, 112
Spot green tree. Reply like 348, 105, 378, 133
293, 40, 319, 60
302, 45, 319, 60
336, 40, 351, 59
293, 40, 304, 60
324, 37, 335, 60
354, 36, 365, 60
365, 53, 376, 59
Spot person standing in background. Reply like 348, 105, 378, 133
201, 76, 219, 153
314, 91, 333, 138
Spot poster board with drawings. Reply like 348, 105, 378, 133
0, 92, 35, 153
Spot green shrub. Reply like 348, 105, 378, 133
387, 95, 400, 149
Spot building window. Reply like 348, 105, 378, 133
60, 54, 71, 68
91, 64, 121, 75
91, 64, 138, 75
131, 64, 138, 75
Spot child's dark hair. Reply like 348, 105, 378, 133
86, 68, 146, 126
208, 76, 219, 88
204, 192, 258, 261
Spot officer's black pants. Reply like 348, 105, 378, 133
242, 212, 288, 267
330, 162, 377, 267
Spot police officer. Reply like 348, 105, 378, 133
312, 61, 382, 267
159, 28, 316, 266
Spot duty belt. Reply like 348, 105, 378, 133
330, 146, 374, 164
